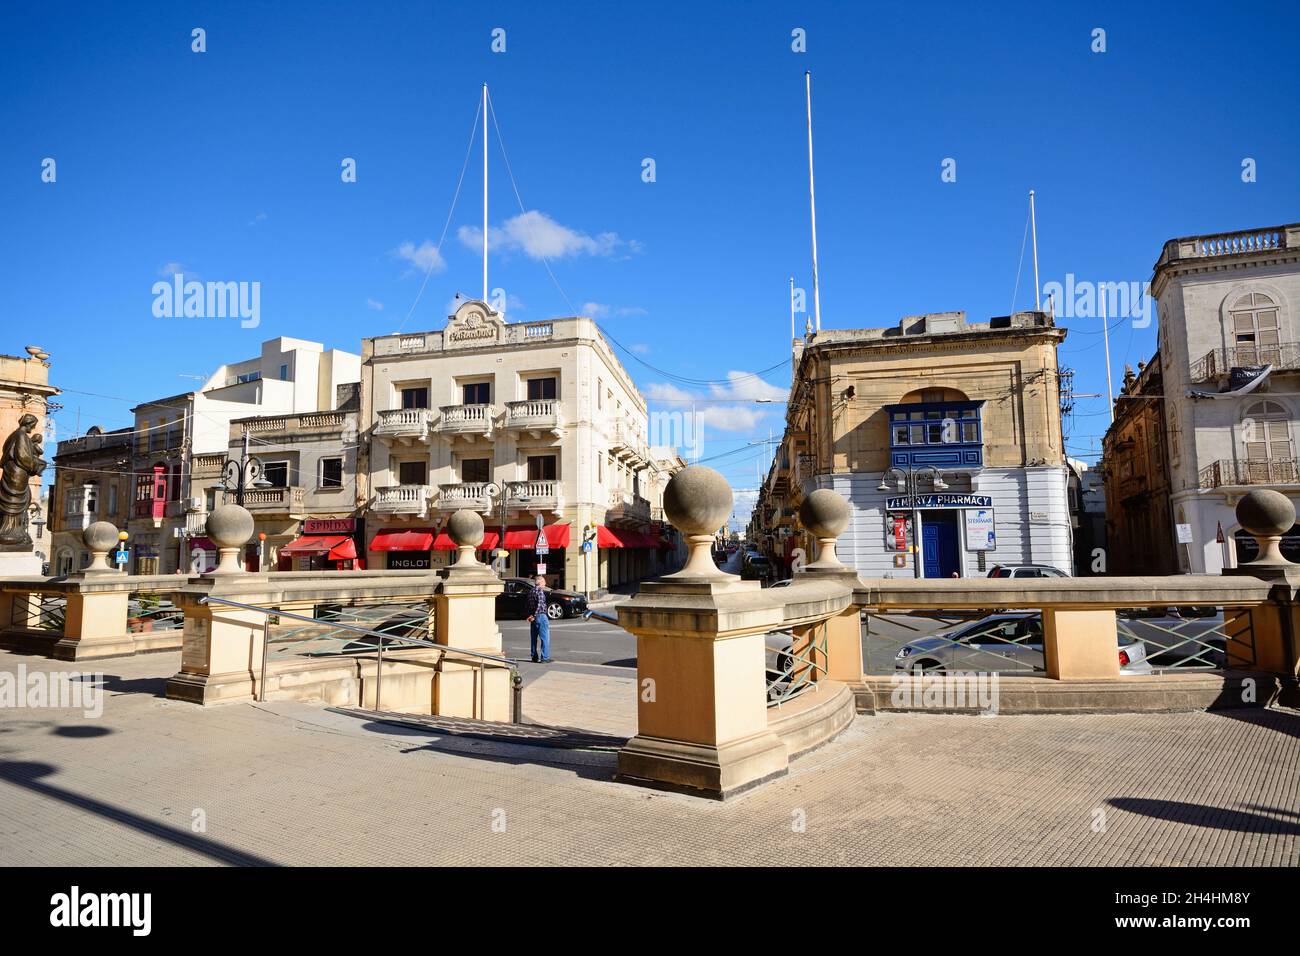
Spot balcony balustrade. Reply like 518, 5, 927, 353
1199, 458, 1300, 490
504, 399, 563, 436
372, 484, 433, 515
374, 407, 432, 442
436, 404, 494, 440
1189, 342, 1300, 382
437, 482, 494, 512
225, 486, 307, 515
607, 489, 651, 522
506, 480, 561, 513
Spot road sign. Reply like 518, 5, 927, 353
580, 540, 592, 554
535, 530, 550, 556
537, 563, 547, 575
114, 549, 128, 565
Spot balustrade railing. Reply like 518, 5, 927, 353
1199, 458, 1300, 489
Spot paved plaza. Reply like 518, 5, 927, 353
0, 648, 1296, 867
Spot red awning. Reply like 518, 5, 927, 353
369, 529, 435, 552
281, 535, 351, 555
189, 537, 216, 551
594, 525, 624, 548
432, 530, 500, 551
328, 538, 358, 560
501, 524, 571, 550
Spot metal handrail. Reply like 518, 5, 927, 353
198, 595, 522, 722
765, 622, 828, 708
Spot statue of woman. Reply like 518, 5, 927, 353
0, 414, 48, 550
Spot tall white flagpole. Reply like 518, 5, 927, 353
1029, 189, 1041, 311
1101, 290, 1115, 423
805, 72, 822, 332
483, 83, 489, 304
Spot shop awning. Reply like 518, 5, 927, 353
594, 525, 624, 548
189, 537, 216, 551
501, 524, 571, 550
282, 534, 351, 556
433, 530, 500, 551
328, 538, 357, 560
369, 529, 435, 552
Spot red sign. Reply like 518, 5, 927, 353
892, 516, 907, 551
304, 518, 356, 535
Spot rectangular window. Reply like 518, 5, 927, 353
397, 460, 428, 485
462, 382, 491, 405
527, 377, 557, 401
461, 458, 490, 483
597, 380, 603, 410
401, 387, 429, 409
527, 455, 557, 481
320, 457, 343, 488
279, 363, 289, 381
107, 485, 118, 516
263, 462, 289, 488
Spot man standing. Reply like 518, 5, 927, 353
525, 574, 552, 663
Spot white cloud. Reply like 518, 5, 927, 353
458, 210, 637, 260
392, 240, 446, 274
645, 371, 786, 434
248, 212, 268, 226
630, 343, 650, 355
158, 262, 186, 278
367, 298, 384, 311
581, 302, 610, 318
709, 370, 788, 403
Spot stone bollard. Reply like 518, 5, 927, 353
1223, 490, 1300, 704
432, 509, 509, 719
616, 465, 789, 798
795, 489, 864, 684
207, 505, 254, 575
81, 521, 121, 574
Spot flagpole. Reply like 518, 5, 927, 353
1101, 289, 1115, 423
482, 83, 489, 304
805, 72, 822, 332
1029, 189, 1040, 311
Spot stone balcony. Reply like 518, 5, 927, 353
1199, 458, 1300, 490
506, 480, 562, 515
437, 482, 493, 512
609, 422, 650, 466
435, 404, 494, 441
606, 490, 651, 523
1156, 224, 1297, 270
503, 399, 563, 437
371, 484, 433, 515
374, 408, 432, 443
225, 486, 307, 516
1189, 342, 1300, 383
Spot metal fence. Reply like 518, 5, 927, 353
765, 622, 828, 707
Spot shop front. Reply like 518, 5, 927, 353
279, 518, 364, 571
884, 493, 996, 579
503, 524, 570, 588
370, 527, 435, 570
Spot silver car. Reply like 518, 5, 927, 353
894, 611, 1153, 675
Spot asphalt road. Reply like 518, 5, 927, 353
498, 615, 636, 666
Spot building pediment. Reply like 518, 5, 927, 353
444, 300, 505, 349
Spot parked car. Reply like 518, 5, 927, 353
894, 611, 1153, 675
987, 564, 1068, 578
741, 554, 772, 581
1118, 606, 1227, 668
495, 577, 589, 620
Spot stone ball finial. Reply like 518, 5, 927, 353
663, 465, 733, 536
799, 489, 850, 539
83, 521, 120, 554
448, 509, 485, 548
1236, 489, 1295, 537
207, 505, 255, 549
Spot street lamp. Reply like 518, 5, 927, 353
221, 430, 273, 507
117, 530, 130, 574
880, 464, 948, 579
28, 504, 45, 541
485, 481, 529, 577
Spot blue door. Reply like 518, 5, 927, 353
921, 512, 961, 578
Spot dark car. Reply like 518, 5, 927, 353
496, 577, 589, 620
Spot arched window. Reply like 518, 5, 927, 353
1242, 400, 1294, 482
1229, 293, 1280, 365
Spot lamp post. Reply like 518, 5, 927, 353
221, 430, 272, 507
879, 464, 948, 579
485, 481, 529, 577
117, 530, 130, 574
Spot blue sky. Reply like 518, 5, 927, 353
4, 1, 1299, 527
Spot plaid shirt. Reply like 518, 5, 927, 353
524, 584, 548, 618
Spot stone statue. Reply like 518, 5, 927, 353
0, 414, 48, 551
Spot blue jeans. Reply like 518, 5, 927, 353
530, 615, 551, 661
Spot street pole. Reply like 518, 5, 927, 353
1029, 189, 1041, 312
238, 429, 250, 507
804, 71, 822, 333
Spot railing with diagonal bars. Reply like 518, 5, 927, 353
765, 622, 828, 707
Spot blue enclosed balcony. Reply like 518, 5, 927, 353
886, 400, 984, 469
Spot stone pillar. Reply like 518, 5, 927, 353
1222, 490, 1300, 705
432, 510, 509, 720
1042, 609, 1121, 679
616, 466, 787, 798
797, 489, 865, 685
165, 506, 263, 704
53, 522, 135, 660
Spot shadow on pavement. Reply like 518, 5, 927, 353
1108, 797, 1300, 836
0, 759, 279, 866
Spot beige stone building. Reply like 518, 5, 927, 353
753, 310, 1072, 578
359, 299, 680, 590
0, 346, 59, 572
49, 425, 134, 575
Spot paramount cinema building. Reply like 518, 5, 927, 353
757, 310, 1074, 579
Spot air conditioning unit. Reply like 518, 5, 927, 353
185, 497, 204, 512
